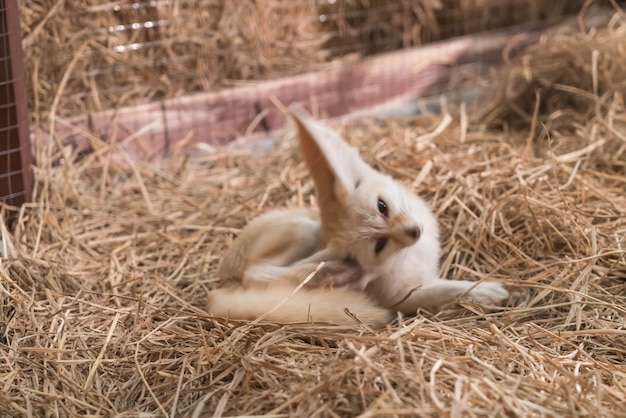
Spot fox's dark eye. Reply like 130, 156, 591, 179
377, 199, 388, 217
374, 237, 388, 255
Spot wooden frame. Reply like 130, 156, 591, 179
0, 0, 32, 206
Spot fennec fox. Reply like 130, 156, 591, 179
207, 106, 522, 327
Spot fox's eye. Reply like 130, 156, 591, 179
374, 237, 388, 255
377, 199, 388, 217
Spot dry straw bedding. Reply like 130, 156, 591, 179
2, 14, 626, 418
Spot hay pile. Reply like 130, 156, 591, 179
2, 14, 626, 417
20, 0, 598, 124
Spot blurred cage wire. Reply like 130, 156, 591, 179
0, 0, 614, 204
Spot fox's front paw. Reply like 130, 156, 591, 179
467, 282, 525, 309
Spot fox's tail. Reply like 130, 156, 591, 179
207, 284, 392, 328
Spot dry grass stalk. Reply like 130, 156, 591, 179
2, 11, 626, 417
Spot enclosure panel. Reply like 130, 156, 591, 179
0, 0, 32, 206
33, 10, 611, 161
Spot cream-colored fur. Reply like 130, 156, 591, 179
208, 106, 523, 327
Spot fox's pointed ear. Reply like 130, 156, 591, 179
288, 105, 370, 207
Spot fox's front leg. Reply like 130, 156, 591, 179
390, 279, 525, 314
243, 246, 363, 288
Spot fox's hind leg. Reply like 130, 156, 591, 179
217, 208, 321, 283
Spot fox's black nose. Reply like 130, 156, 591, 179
405, 226, 421, 240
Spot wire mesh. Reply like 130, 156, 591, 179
20, 0, 600, 123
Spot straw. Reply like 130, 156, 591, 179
2, 6, 625, 417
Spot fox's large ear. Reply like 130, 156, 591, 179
288, 105, 370, 207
